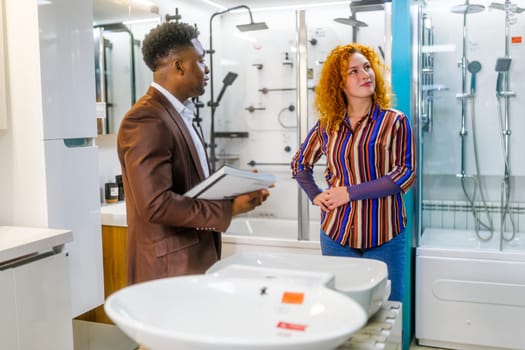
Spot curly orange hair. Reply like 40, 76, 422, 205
315, 43, 392, 131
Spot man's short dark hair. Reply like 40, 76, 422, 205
142, 22, 200, 72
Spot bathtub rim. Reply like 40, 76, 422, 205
419, 228, 525, 262
222, 233, 320, 250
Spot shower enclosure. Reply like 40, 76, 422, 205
414, 1, 525, 349
209, 1, 392, 242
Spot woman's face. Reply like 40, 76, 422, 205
342, 52, 375, 101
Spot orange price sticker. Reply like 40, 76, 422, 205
511, 36, 522, 44
281, 291, 304, 304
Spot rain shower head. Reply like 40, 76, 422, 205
350, 0, 385, 13
236, 21, 268, 32
334, 17, 368, 27
489, 2, 525, 13
451, 2, 485, 14
334, 3, 368, 29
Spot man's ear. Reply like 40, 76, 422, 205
175, 61, 184, 74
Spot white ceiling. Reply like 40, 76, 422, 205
93, 0, 355, 24
205, 0, 341, 6
93, 0, 159, 25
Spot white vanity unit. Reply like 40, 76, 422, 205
0, 226, 74, 350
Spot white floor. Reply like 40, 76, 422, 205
73, 320, 138, 350
72, 320, 443, 350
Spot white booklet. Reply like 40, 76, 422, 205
185, 165, 276, 200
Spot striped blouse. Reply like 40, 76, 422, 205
291, 104, 416, 249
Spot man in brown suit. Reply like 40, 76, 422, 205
117, 22, 269, 285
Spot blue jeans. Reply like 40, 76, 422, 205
320, 230, 405, 302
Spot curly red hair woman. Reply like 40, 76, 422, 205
291, 43, 415, 302
315, 43, 392, 132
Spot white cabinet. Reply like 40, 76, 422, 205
0, 268, 17, 348
0, 227, 74, 350
45, 140, 103, 314
38, 0, 97, 139
0, 253, 73, 350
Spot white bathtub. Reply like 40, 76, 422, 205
222, 217, 321, 258
416, 228, 525, 350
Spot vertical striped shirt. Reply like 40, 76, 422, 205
291, 104, 416, 249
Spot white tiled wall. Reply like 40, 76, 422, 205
422, 199, 523, 233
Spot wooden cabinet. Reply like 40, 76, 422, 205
76, 225, 128, 324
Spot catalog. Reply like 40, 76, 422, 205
184, 165, 276, 200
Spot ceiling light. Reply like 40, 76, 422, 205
199, 0, 227, 11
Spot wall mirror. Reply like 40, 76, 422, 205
93, 0, 160, 135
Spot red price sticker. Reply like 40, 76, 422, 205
277, 321, 308, 331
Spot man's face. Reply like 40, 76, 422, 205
180, 39, 209, 98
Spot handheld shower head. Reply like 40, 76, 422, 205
495, 57, 512, 95
495, 57, 511, 72
468, 60, 482, 94
222, 71, 238, 86
216, 72, 238, 104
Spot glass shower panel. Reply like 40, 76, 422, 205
214, 2, 391, 240
417, 0, 525, 245
93, 20, 156, 135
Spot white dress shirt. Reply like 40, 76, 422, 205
151, 82, 210, 178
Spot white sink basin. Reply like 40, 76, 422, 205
207, 252, 389, 318
104, 275, 367, 350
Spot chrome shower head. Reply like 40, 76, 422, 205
333, 17, 368, 27
451, 2, 485, 14
236, 21, 268, 32
350, 0, 385, 13
489, 2, 525, 13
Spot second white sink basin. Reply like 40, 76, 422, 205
104, 275, 367, 350
207, 252, 389, 318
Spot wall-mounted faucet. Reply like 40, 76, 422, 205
245, 105, 266, 113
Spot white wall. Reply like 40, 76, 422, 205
95, 2, 390, 220
213, 4, 389, 219
0, 0, 48, 226
0, 0, 104, 317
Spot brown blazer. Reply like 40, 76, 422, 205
117, 87, 232, 285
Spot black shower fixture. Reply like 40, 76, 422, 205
334, 1, 386, 42
207, 5, 269, 171
350, 0, 386, 12
236, 21, 268, 32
